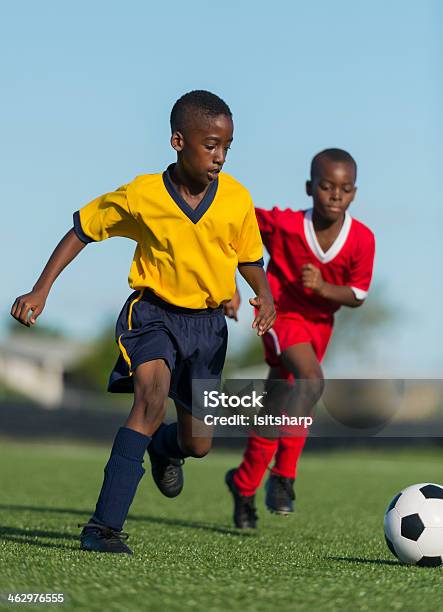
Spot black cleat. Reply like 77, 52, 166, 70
148, 448, 184, 498
225, 468, 258, 529
79, 523, 133, 554
265, 474, 295, 515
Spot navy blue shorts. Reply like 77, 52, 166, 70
108, 289, 228, 415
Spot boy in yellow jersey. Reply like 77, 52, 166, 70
11, 90, 275, 555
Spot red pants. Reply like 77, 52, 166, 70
234, 313, 333, 496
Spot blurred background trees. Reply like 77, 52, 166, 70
67, 323, 119, 391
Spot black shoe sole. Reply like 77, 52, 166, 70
266, 505, 293, 516
80, 545, 133, 555
152, 478, 183, 498
80, 539, 133, 555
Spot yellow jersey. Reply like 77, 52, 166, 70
73, 166, 263, 309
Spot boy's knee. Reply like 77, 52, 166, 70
140, 392, 167, 415
135, 377, 169, 419
298, 370, 325, 404
179, 437, 212, 459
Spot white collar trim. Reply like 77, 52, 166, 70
303, 208, 352, 264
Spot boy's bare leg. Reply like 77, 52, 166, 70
280, 343, 324, 419
125, 360, 171, 435
175, 402, 213, 458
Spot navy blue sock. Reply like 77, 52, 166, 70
149, 422, 187, 459
92, 427, 151, 531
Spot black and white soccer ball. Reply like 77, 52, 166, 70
384, 483, 443, 566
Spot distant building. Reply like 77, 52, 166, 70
0, 335, 90, 408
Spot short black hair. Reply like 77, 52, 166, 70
311, 148, 357, 181
170, 90, 232, 134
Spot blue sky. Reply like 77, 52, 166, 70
1, 1, 442, 375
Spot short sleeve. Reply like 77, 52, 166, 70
347, 230, 376, 300
236, 198, 264, 267
73, 183, 140, 243
255, 207, 282, 252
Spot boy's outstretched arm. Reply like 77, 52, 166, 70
11, 229, 87, 327
302, 263, 364, 308
238, 265, 276, 335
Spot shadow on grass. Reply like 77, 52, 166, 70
0, 504, 254, 538
130, 514, 255, 537
328, 555, 399, 567
0, 526, 77, 551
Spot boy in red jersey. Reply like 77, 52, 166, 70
225, 148, 375, 528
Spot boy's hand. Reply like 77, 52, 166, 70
302, 264, 326, 295
11, 289, 47, 327
250, 292, 276, 336
9, 229, 86, 328
223, 290, 241, 321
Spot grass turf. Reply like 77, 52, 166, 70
0, 441, 442, 611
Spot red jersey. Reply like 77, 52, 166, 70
256, 207, 375, 319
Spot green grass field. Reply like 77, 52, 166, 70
0, 441, 442, 612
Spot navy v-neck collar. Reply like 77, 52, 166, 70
162, 164, 219, 224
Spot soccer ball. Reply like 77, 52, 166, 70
384, 483, 443, 566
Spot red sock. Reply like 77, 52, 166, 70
233, 435, 278, 496
271, 434, 307, 479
